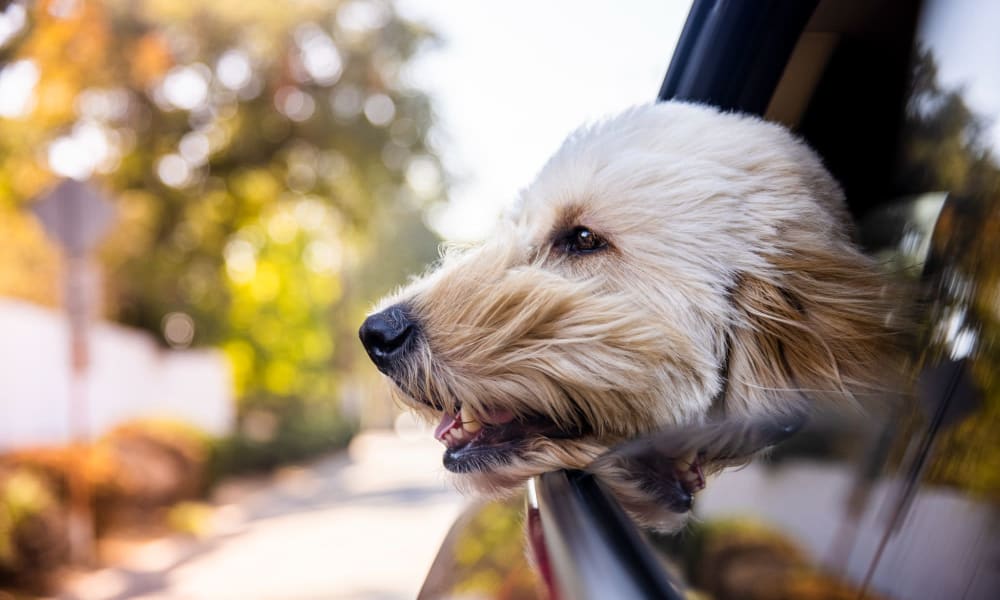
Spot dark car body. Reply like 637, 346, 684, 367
420, 1, 1000, 598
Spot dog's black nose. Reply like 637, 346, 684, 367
359, 305, 415, 369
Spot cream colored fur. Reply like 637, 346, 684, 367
373, 101, 904, 511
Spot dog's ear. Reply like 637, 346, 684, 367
724, 237, 907, 417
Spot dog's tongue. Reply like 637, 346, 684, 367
434, 412, 461, 441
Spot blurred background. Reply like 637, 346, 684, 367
0, 0, 691, 598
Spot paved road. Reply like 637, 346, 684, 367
60, 430, 467, 600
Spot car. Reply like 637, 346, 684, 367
417, 1, 999, 598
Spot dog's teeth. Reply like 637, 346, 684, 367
460, 406, 482, 432
679, 451, 697, 469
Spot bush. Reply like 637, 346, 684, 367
95, 420, 211, 530
0, 469, 68, 592
0, 420, 212, 592
0, 405, 354, 594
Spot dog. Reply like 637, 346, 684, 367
360, 102, 905, 528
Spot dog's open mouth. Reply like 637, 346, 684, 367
433, 405, 581, 473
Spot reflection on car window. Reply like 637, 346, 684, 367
893, 0, 1000, 500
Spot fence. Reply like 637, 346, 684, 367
0, 298, 233, 449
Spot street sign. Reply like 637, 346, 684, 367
31, 178, 116, 364
29, 177, 118, 430
31, 179, 116, 257
29, 179, 117, 563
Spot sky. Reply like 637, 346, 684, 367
919, 0, 1000, 154
396, 0, 693, 241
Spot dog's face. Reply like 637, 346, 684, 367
360, 102, 901, 498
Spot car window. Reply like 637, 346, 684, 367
642, 2, 999, 598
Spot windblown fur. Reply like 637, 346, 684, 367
365, 102, 907, 524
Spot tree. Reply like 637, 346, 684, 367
0, 0, 443, 433
895, 47, 1000, 499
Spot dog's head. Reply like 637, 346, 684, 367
360, 102, 904, 497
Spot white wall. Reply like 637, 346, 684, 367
0, 298, 233, 449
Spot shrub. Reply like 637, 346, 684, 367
95, 420, 212, 530
0, 469, 68, 592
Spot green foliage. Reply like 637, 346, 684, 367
222, 200, 346, 398
0, 469, 66, 590
0, 471, 56, 567
0, 0, 444, 441
166, 500, 214, 537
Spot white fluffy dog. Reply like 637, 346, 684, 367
360, 102, 905, 527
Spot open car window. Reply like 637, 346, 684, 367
420, 1, 999, 598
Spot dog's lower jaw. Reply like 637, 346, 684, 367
446, 436, 609, 497
431, 401, 597, 474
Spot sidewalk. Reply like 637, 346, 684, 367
59, 430, 467, 600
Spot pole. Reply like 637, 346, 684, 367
63, 254, 95, 565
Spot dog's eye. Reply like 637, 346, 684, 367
566, 226, 606, 254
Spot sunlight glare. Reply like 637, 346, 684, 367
156, 154, 192, 188
216, 49, 253, 91
0, 2, 27, 49
47, 121, 112, 180
0, 59, 38, 118
295, 23, 343, 86
363, 93, 395, 126
275, 86, 316, 122
161, 65, 210, 111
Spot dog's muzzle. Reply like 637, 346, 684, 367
359, 304, 416, 373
